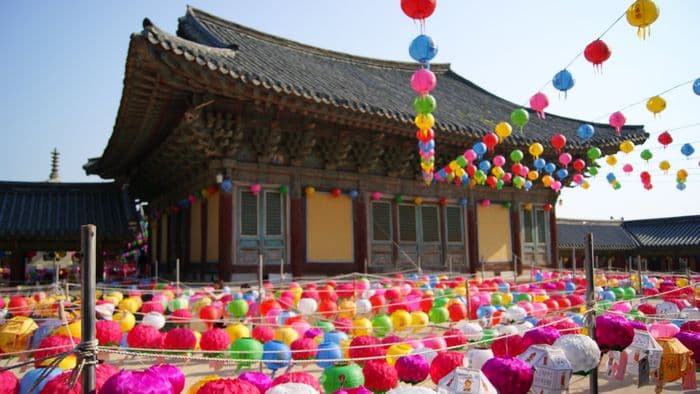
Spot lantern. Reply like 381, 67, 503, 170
529, 143, 544, 159
437, 367, 497, 394
584, 39, 611, 70
511, 108, 530, 131
553, 334, 601, 375
550, 134, 566, 153
657, 131, 673, 148
272, 372, 322, 393
656, 337, 693, 391
609, 111, 626, 135
577, 124, 594, 140
363, 360, 398, 393
430, 351, 465, 384
646, 95, 666, 117
409, 35, 438, 64
519, 345, 573, 393
618, 329, 663, 376
626, 0, 660, 39
659, 160, 671, 173
482, 357, 533, 394
401, 0, 437, 20
552, 69, 575, 97
494, 122, 512, 140
482, 133, 499, 152
681, 143, 695, 158
694, 78, 700, 95
321, 363, 364, 393
619, 140, 634, 154
396, 354, 430, 384
529, 92, 549, 119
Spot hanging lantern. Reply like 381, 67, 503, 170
583, 39, 612, 70
482, 357, 533, 394
437, 367, 497, 394
550, 134, 567, 153
518, 345, 572, 393
657, 131, 673, 148
482, 133, 499, 152
609, 111, 626, 135
552, 69, 575, 97
305, 186, 316, 196
640, 149, 653, 162
529, 92, 549, 119
250, 183, 262, 195
596, 315, 634, 352
646, 95, 666, 117
511, 108, 530, 132
553, 334, 601, 375
694, 78, 700, 96
656, 337, 693, 392
619, 140, 635, 154
626, 0, 660, 39
681, 143, 695, 158
659, 160, 671, 173
400, 0, 437, 20
606, 155, 618, 167
577, 124, 594, 140
409, 35, 438, 63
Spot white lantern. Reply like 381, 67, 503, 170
142, 311, 165, 330
387, 386, 437, 394
265, 383, 319, 394
465, 348, 493, 370
189, 318, 208, 333
503, 306, 527, 323
456, 321, 483, 342
95, 303, 115, 320
519, 344, 573, 393
621, 329, 662, 375
437, 367, 497, 394
655, 302, 680, 319
514, 321, 534, 335
355, 299, 372, 315
552, 334, 601, 375
0, 309, 7, 326
681, 307, 700, 320
494, 324, 518, 336
297, 298, 317, 316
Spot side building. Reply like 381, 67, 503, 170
85, 7, 647, 280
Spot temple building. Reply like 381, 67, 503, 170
84, 7, 648, 281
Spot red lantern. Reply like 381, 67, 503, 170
657, 131, 673, 148
544, 203, 553, 212
511, 163, 523, 176
486, 176, 498, 188
199, 306, 223, 328
550, 134, 567, 153
439, 197, 447, 206
400, 0, 436, 20
416, 128, 434, 142
572, 159, 586, 173
482, 133, 499, 152
584, 39, 612, 69
331, 188, 342, 198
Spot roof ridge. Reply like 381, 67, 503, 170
182, 6, 451, 73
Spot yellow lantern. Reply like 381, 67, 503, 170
454, 286, 466, 297
523, 203, 533, 211
114, 310, 135, 332
501, 292, 513, 305
226, 323, 250, 343
626, 0, 660, 39
118, 297, 139, 313
0, 316, 38, 353
386, 343, 413, 366
541, 175, 553, 187
529, 143, 544, 159
337, 299, 357, 320
188, 376, 221, 394
54, 320, 81, 339
305, 186, 316, 196
352, 317, 373, 337
414, 113, 435, 130
107, 291, 124, 304
193, 330, 202, 350
191, 297, 212, 315
38, 353, 77, 369
659, 160, 671, 173
646, 95, 666, 117
494, 122, 512, 140
581, 181, 590, 190
340, 338, 352, 359
619, 140, 635, 154
605, 155, 618, 167
656, 337, 693, 391
390, 310, 412, 332
410, 311, 429, 333
274, 326, 299, 346
413, 197, 423, 205
491, 166, 504, 178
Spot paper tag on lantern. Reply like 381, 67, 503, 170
638, 355, 650, 387
681, 359, 697, 390
209, 360, 225, 371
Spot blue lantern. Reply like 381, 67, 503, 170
409, 34, 438, 63
323, 330, 348, 345
544, 162, 556, 174
694, 78, 700, 95
606, 173, 616, 182
556, 168, 569, 180
677, 183, 687, 191
552, 69, 575, 96
523, 180, 533, 190
316, 341, 342, 369
20, 368, 62, 394
473, 142, 487, 159
577, 124, 595, 140
220, 179, 233, 192
262, 340, 291, 372
681, 143, 695, 158
458, 197, 468, 206
533, 158, 546, 170
478, 160, 491, 172
348, 189, 359, 199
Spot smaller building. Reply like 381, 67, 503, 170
557, 215, 700, 272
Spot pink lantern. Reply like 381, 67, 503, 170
410, 68, 437, 95
481, 199, 491, 207
572, 174, 584, 184
502, 172, 512, 183
482, 357, 534, 394
622, 163, 634, 174
370, 191, 382, 201
649, 321, 680, 339
250, 183, 262, 195
529, 92, 549, 119
609, 111, 626, 135
493, 155, 506, 167
558, 153, 572, 167
595, 314, 634, 351
550, 181, 562, 191
464, 149, 477, 163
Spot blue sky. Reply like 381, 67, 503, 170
0, 1, 698, 220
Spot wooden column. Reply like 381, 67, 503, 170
183, 206, 191, 280
391, 200, 399, 268
200, 199, 208, 281
290, 195, 305, 277
511, 206, 523, 275
467, 203, 478, 274
549, 205, 559, 268
439, 204, 448, 269
9, 245, 25, 284
218, 191, 233, 281
355, 198, 368, 273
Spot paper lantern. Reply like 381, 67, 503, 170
411, 69, 437, 96
675, 331, 700, 363
40, 363, 117, 394
584, 39, 611, 69
482, 357, 533, 394
529, 92, 549, 119
396, 354, 429, 384
196, 378, 259, 394
491, 333, 525, 357
200, 328, 231, 354
95, 320, 122, 346
621, 329, 662, 375
647, 95, 666, 117
363, 360, 398, 393
656, 337, 693, 389
349, 336, 385, 364
272, 372, 321, 393
522, 327, 561, 349
267, 383, 318, 394
230, 337, 263, 367
465, 348, 494, 371
35, 335, 76, 367
609, 111, 626, 135
626, 0, 660, 38
262, 340, 292, 372
437, 367, 497, 394
163, 327, 197, 351
147, 364, 184, 394
456, 321, 484, 342
142, 312, 165, 330
387, 387, 436, 394
226, 323, 250, 343
511, 108, 530, 131
321, 363, 364, 393
649, 321, 680, 339
552, 69, 575, 96
290, 338, 318, 360
251, 325, 273, 343
237, 372, 272, 394
552, 334, 601, 375
519, 344, 572, 392
126, 324, 162, 349
401, 0, 436, 20
409, 35, 438, 64
316, 341, 342, 369
0, 370, 19, 394
429, 351, 464, 384
19, 367, 64, 394
657, 130, 673, 148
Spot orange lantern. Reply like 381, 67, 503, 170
656, 337, 693, 392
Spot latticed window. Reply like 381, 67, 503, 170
240, 191, 258, 236
399, 204, 417, 242
371, 201, 392, 242
445, 206, 463, 243
265, 192, 282, 236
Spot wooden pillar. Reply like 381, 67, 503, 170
200, 199, 208, 281
549, 205, 559, 268
511, 206, 523, 275
9, 245, 25, 284
183, 206, 191, 280
439, 204, 448, 269
391, 200, 400, 268
218, 191, 233, 281
290, 195, 304, 277
466, 203, 478, 274
355, 198, 368, 273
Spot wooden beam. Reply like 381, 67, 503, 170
218, 190, 233, 281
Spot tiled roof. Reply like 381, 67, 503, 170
557, 219, 639, 251
0, 182, 135, 241
171, 7, 647, 148
624, 215, 700, 248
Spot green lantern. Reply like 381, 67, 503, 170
279, 185, 289, 194
429, 307, 449, 324
227, 299, 249, 318
371, 314, 393, 338
321, 363, 364, 393
317, 321, 335, 333
230, 337, 263, 367
481, 328, 496, 346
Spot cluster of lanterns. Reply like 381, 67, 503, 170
402, 0, 439, 186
